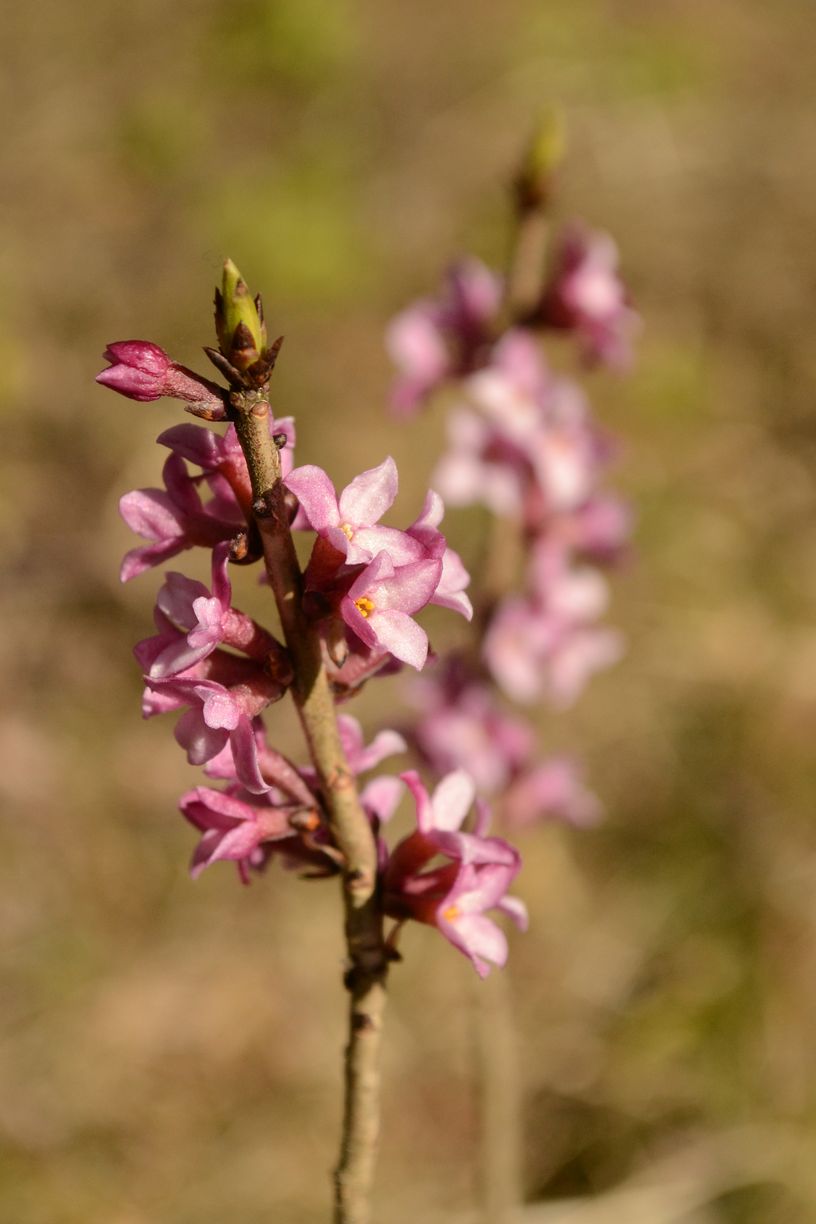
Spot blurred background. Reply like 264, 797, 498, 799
3, 0, 816, 1220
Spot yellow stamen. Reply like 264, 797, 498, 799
354, 595, 375, 618
340, 522, 354, 540
442, 904, 460, 922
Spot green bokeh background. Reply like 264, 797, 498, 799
3, 1, 816, 1220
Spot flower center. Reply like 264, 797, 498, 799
441, 904, 460, 922
340, 522, 354, 540
354, 595, 375, 618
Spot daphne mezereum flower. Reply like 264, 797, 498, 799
385, 259, 502, 418
482, 549, 623, 706
119, 453, 245, 582
159, 416, 297, 521
537, 223, 640, 368
340, 551, 443, 670
383, 771, 527, 977
180, 784, 312, 882
285, 457, 423, 566
434, 331, 605, 523
142, 542, 287, 680
408, 656, 533, 795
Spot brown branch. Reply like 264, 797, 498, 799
232, 391, 387, 1224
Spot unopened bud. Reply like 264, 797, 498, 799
96, 340, 227, 418
215, 259, 268, 372
515, 109, 566, 211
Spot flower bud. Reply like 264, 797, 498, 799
96, 340, 227, 417
514, 108, 566, 211
214, 259, 268, 373
95, 341, 172, 401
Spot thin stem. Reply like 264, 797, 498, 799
472, 968, 523, 1224
469, 190, 550, 1224
232, 392, 387, 1224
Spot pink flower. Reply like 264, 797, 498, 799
386, 259, 502, 417
435, 333, 604, 523
340, 551, 443, 670
138, 637, 288, 792
180, 785, 307, 881
406, 491, 473, 621
119, 454, 244, 582
408, 659, 533, 794
383, 771, 527, 977
143, 542, 287, 679
159, 417, 297, 523
97, 341, 227, 416
503, 758, 602, 829
538, 224, 640, 368
483, 556, 623, 706
285, 457, 421, 566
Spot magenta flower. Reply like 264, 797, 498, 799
339, 551, 443, 670
538, 224, 640, 368
138, 636, 288, 792
337, 715, 407, 775
483, 564, 622, 707
285, 457, 422, 566
180, 785, 305, 881
159, 416, 297, 522
386, 259, 502, 417
383, 771, 527, 977
435, 334, 604, 523
406, 491, 473, 620
143, 542, 286, 679
408, 660, 533, 794
119, 454, 244, 582
503, 758, 602, 829
97, 340, 227, 416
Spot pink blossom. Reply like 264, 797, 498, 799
158, 417, 296, 522
386, 259, 502, 417
406, 491, 473, 620
383, 771, 526, 977
340, 551, 443, 670
538, 224, 640, 368
119, 454, 244, 582
97, 340, 227, 416
139, 643, 288, 792
483, 574, 622, 707
435, 334, 604, 522
504, 758, 602, 829
180, 785, 305, 881
143, 542, 286, 679
337, 715, 407, 775
409, 659, 533, 794
285, 457, 422, 566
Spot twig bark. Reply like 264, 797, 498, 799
232, 392, 387, 1224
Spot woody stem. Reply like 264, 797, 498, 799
232, 390, 387, 1224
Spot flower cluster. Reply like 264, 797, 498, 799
98, 261, 526, 977
387, 218, 636, 826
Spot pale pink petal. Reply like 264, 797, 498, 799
430, 770, 475, 832
284, 465, 341, 532
369, 609, 429, 669
400, 771, 434, 834
440, 912, 508, 978
360, 775, 404, 823
338, 457, 398, 527
372, 557, 442, 616
497, 896, 529, 932
119, 489, 184, 541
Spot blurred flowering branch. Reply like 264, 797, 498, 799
385, 118, 638, 1220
